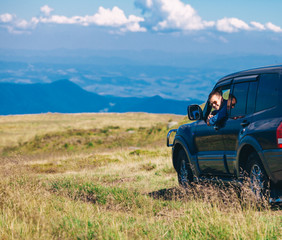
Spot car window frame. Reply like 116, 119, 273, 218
203, 80, 232, 121
228, 75, 259, 119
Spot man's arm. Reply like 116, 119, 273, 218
207, 101, 227, 126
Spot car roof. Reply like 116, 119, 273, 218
218, 65, 282, 83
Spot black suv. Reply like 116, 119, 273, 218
167, 65, 282, 203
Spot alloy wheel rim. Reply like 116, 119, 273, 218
250, 164, 264, 195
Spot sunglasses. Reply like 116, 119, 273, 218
210, 101, 220, 107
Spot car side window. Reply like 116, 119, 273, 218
230, 82, 249, 118
255, 73, 279, 112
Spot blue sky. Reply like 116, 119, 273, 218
2, 0, 282, 24
1, 0, 282, 101
0, 0, 282, 53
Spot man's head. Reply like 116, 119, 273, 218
209, 89, 223, 111
227, 94, 237, 109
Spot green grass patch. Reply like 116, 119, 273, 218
49, 177, 144, 211
1, 123, 170, 157
0, 167, 281, 240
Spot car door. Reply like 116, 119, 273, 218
221, 75, 258, 175
194, 82, 231, 176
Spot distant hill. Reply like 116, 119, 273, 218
106, 95, 195, 114
0, 80, 200, 115
0, 80, 109, 115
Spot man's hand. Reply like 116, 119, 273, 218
207, 114, 214, 126
207, 114, 214, 120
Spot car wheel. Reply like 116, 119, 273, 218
245, 152, 270, 199
177, 149, 193, 187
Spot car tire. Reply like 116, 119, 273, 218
245, 152, 270, 199
177, 149, 193, 187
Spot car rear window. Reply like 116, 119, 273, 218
255, 73, 279, 112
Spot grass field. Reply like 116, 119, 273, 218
0, 113, 281, 239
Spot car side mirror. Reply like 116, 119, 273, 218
187, 105, 203, 121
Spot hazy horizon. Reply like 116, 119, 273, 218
1, 0, 282, 101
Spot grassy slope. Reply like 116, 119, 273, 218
0, 113, 281, 239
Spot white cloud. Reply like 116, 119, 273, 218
39, 15, 82, 25
265, 22, 282, 33
135, 0, 214, 31
84, 7, 146, 32
134, 0, 282, 34
123, 22, 146, 32
216, 17, 250, 33
0, 5, 145, 34
40, 5, 54, 16
88, 6, 129, 27
38, 6, 146, 32
15, 19, 29, 29
0, 1, 282, 35
6, 26, 26, 34
250, 21, 265, 31
0, 13, 13, 23
0, 13, 37, 34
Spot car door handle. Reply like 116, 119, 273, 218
241, 120, 250, 128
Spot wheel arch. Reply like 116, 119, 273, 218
172, 136, 196, 174
237, 136, 272, 180
238, 144, 258, 175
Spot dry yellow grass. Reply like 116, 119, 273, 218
0, 112, 184, 149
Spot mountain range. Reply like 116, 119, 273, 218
2, 50, 282, 102
0, 80, 200, 115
